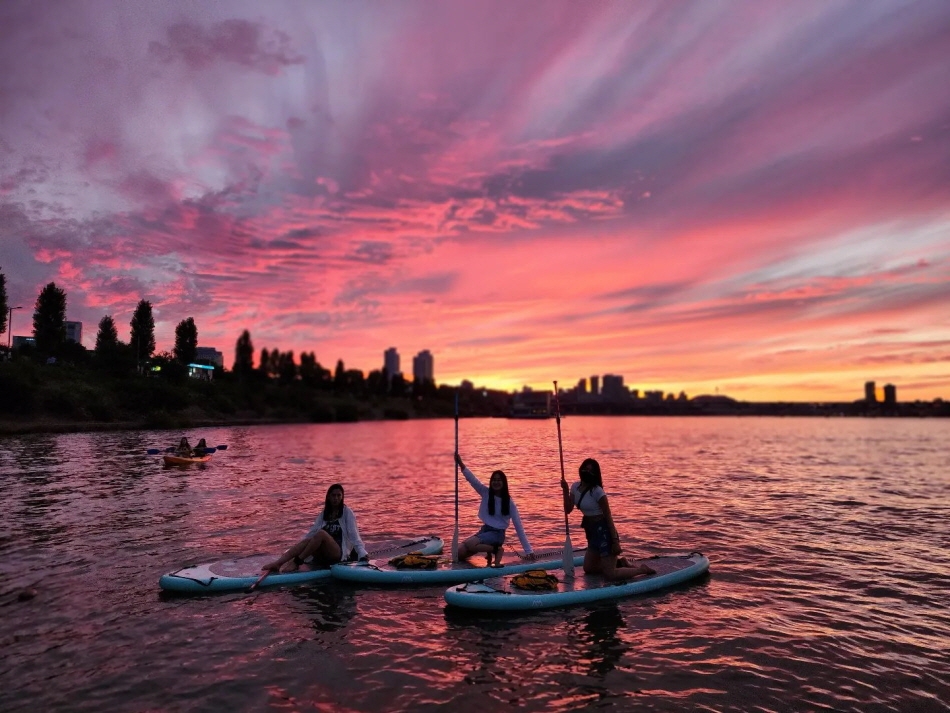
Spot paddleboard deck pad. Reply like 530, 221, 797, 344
159, 535, 443, 593
331, 548, 587, 586
443, 552, 709, 610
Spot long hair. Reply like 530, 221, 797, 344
487, 470, 511, 517
578, 458, 603, 488
323, 483, 345, 520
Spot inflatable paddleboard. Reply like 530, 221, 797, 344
443, 552, 709, 611
331, 548, 587, 586
163, 454, 212, 466
159, 535, 443, 593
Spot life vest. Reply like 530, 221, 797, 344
389, 553, 440, 570
511, 570, 559, 591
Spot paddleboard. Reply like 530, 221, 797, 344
159, 535, 444, 593
331, 548, 587, 586
443, 552, 709, 611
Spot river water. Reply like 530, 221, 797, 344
1, 416, 947, 712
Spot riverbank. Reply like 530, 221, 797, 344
0, 413, 303, 436
0, 359, 468, 437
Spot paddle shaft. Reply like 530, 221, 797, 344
553, 381, 575, 578
452, 391, 460, 562
248, 570, 270, 592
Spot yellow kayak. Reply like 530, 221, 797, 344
162, 454, 213, 466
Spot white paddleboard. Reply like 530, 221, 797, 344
159, 535, 443, 593
443, 552, 709, 611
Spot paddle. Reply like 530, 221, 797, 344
451, 391, 460, 562
553, 380, 575, 578
146, 444, 228, 455
247, 570, 270, 592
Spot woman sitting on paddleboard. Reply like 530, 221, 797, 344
562, 458, 654, 581
262, 483, 368, 573
454, 453, 535, 567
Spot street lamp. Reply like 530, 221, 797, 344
7, 306, 22, 349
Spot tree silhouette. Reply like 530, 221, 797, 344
33, 282, 67, 355
95, 315, 119, 352
233, 329, 254, 376
334, 359, 346, 391
174, 317, 198, 365
390, 372, 407, 397
94, 315, 133, 374
130, 300, 155, 366
278, 350, 297, 383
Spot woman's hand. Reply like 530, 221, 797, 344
454, 452, 465, 470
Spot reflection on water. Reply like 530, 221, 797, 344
0, 417, 948, 712
580, 604, 626, 678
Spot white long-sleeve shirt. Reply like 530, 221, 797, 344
462, 467, 532, 554
304, 505, 368, 560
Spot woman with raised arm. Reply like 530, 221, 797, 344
562, 458, 654, 581
454, 453, 535, 567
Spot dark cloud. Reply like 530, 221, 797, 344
148, 19, 303, 74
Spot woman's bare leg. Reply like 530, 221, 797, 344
583, 549, 601, 575
297, 531, 342, 567
601, 555, 654, 581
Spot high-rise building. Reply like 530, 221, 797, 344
412, 349, 434, 383
195, 346, 224, 368
883, 383, 897, 406
576, 378, 587, 394
864, 381, 876, 404
590, 376, 599, 396
602, 374, 625, 400
65, 321, 83, 345
384, 347, 401, 382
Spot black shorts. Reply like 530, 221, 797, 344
582, 518, 615, 557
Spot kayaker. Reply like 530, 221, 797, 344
562, 458, 654, 581
261, 483, 368, 573
454, 453, 536, 567
193, 438, 208, 455
175, 437, 192, 457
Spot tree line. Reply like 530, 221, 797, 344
0, 272, 434, 399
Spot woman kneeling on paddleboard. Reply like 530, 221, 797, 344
562, 458, 654, 581
454, 453, 536, 567
262, 483, 368, 573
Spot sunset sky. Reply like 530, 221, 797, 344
1, 1, 948, 402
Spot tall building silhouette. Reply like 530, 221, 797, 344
384, 347, 400, 383
590, 375, 599, 396
602, 374, 625, 400
883, 383, 896, 406
864, 381, 876, 404
412, 349, 434, 383
65, 321, 83, 345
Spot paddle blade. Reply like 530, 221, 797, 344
201, 447, 216, 454
146, 449, 160, 455
563, 531, 575, 578
215, 444, 228, 450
